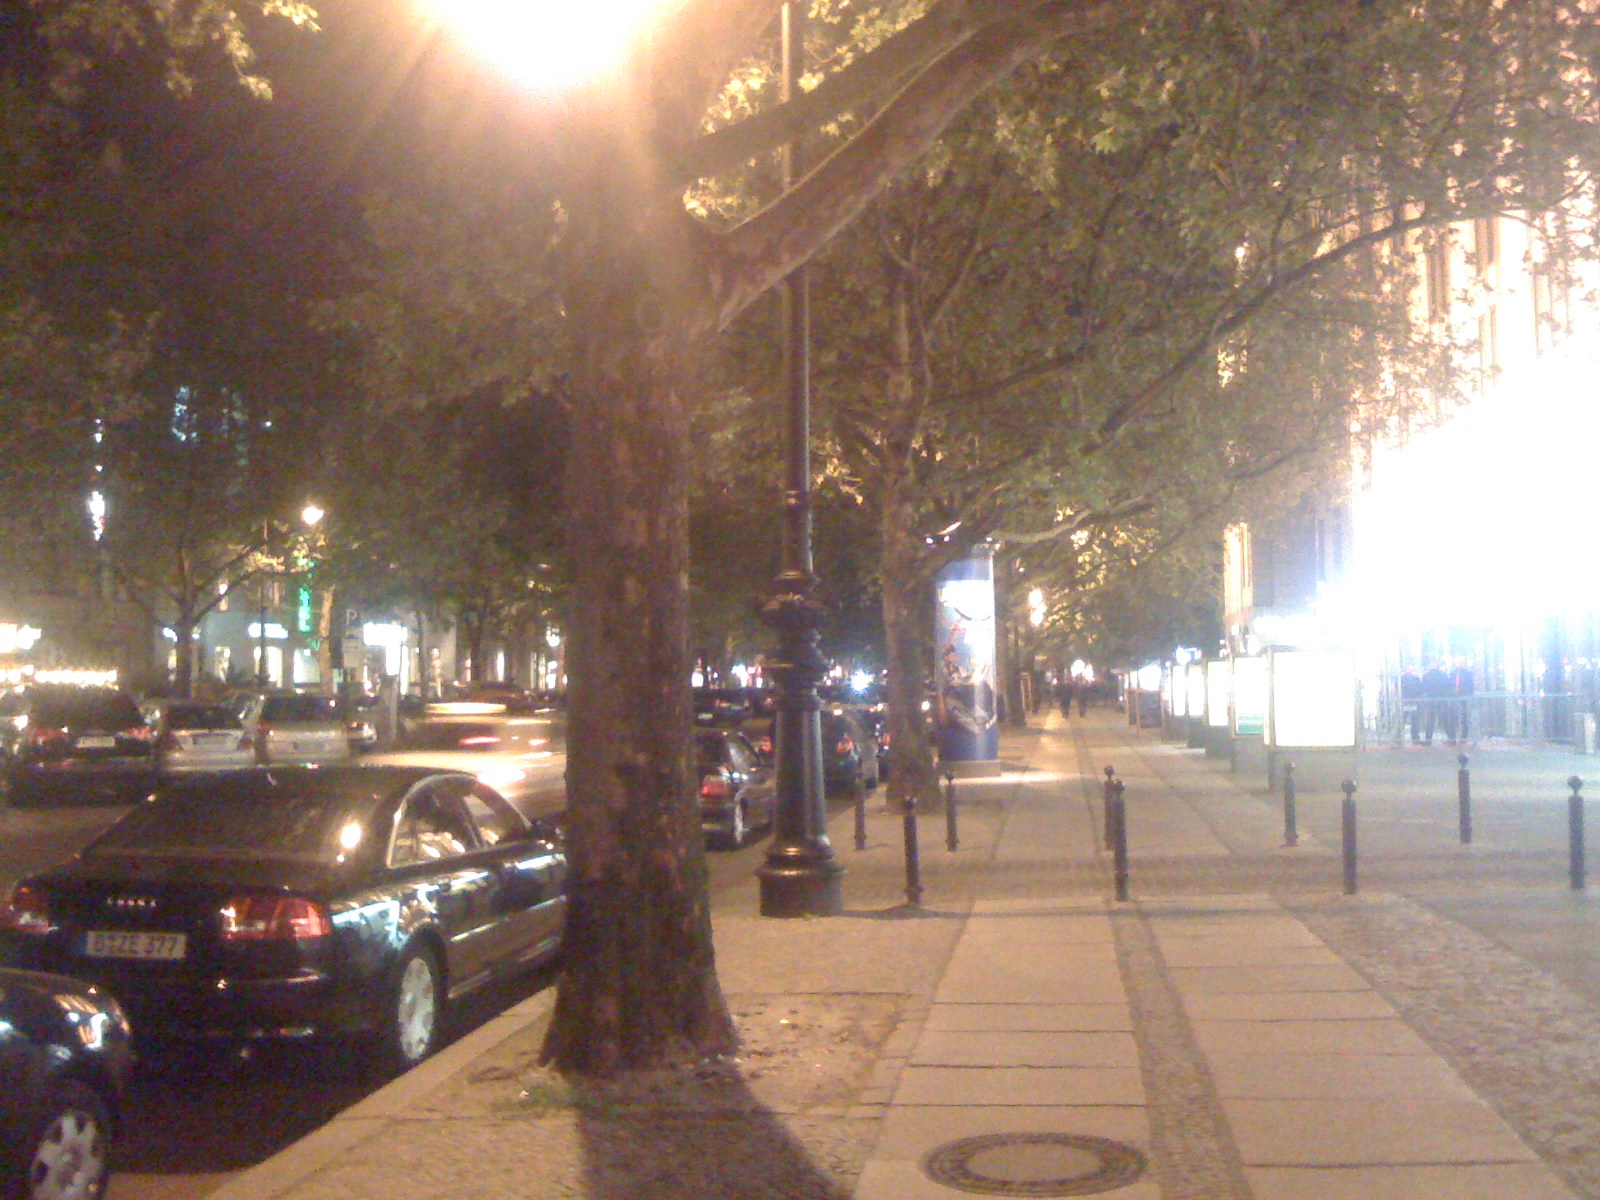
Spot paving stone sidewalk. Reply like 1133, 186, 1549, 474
209, 710, 1600, 1200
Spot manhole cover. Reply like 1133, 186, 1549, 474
922, 1132, 1148, 1197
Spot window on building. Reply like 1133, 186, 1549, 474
1477, 306, 1499, 391
1473, 217, 1498, 278
1425, 240, 1451, 323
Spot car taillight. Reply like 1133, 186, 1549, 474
757, 735, 773, 756
459, 735, 501, 748
219, 895, 331, 941
121, 724, 154, 743
835, 734, 856, 756
23, 726, 68, 751
0, 885, 57, 935
699, 773, 731, 799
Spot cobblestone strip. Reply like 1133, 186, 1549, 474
1109, 908, 1254, 1200
1293, 894, 1600, 1199
1076, 717, 1254, 1200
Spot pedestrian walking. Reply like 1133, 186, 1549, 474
1057, 676, 1076, 718
1400, 665, 1423, 744
1451, 660, 1475, 744
1422, 661, 1452, 744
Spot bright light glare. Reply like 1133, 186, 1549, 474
439, 0, 668, 95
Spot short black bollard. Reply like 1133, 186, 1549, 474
1283, 761, 1298, 847
1570, 776, 1586, 891
1102, 765, 1116, 847
1341, 779, 1358, 895
854, 782, 867, 851
903, 794, 923, 906
1108, 779, 1130, 902
1457, 754, 1471, 845
945, 770, 959, 852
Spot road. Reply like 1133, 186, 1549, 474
0, 747, 777, 1200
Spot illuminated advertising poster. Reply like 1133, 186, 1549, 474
1186, 664, 1208, 724
934, 549, 999, 763
1206, 661, 1230, 728
1233, 656, 1267, 736
1169, 664, 1187, 718
1267, 649, 1357, 748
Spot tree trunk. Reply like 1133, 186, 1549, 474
173, 614, 197, 698
881, 471, 940, 813
540, 118, 735, 1075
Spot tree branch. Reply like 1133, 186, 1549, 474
705, 0, 1123, 333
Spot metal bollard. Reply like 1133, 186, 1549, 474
903, 794, 923, 906
945, 770, 959, 852
1570, 776, 1586, 891
1341, 779, 1358, 895
1283, 761, 1298, 847
854, 782, 867, 851
1108, 779, 1130, 902
1457, 754, 1471, 845
1102, 765, 1116, 847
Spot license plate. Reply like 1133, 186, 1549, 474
76, 736, 117, 749
86, 930, 187, 960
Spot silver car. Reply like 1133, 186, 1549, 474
153, 699, 254, 774
241, 692, 353, 766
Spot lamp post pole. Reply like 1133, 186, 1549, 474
256, 522, 270, 689
757, 0, 842, 918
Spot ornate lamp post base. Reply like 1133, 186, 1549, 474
757, 852, 844, 917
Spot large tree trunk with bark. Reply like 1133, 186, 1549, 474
880, 467, 941, 813
540, 112, 736, 1076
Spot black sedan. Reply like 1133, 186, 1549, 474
0, 966, 133, 1200
0, 766, 567, 1076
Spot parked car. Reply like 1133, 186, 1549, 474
693, 688, 752, 727
696, 728, 775, 848
152, 700, 254, 775
822, 707, 881, 795
0, 966, 133, 1200
240, 692, 353, 766
368, 704, 567, 821
0, 765, 567, 1075
454, 682, 535, 714
0, 685, 156, 807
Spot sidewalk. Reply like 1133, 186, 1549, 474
207, 710, 1600, 1200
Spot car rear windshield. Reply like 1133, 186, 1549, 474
165, 703, 242, 731
694, 732, 727, 770
29, 689, 144, 731
261, 694, 337, 722
89, 777, 377, 860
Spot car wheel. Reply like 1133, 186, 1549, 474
20, 1079, 114, 1200
375, 943, 444, 1075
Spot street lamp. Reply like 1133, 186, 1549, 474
756, 0, 843, 918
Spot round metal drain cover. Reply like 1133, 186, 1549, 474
921, 1132, 1147, 1197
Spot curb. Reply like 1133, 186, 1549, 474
207, 988, 558, 1199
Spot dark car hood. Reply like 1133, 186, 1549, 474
41, 850, 349, 895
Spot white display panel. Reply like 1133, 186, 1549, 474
1206, 661, 1230, 728
1186, 664, 1208, 723
1233, 656, 1267, 737
1267, 649, 1357, 748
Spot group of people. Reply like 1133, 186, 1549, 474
1053, 675, 1091, 718
1399, 660, 1475, 745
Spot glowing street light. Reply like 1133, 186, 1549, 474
424, 0, 668, 95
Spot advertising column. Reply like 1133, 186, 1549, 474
935, 548, 1000, 768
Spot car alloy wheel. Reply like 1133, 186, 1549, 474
25, 1080, 112, 1200
380, 944, 443, 1074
